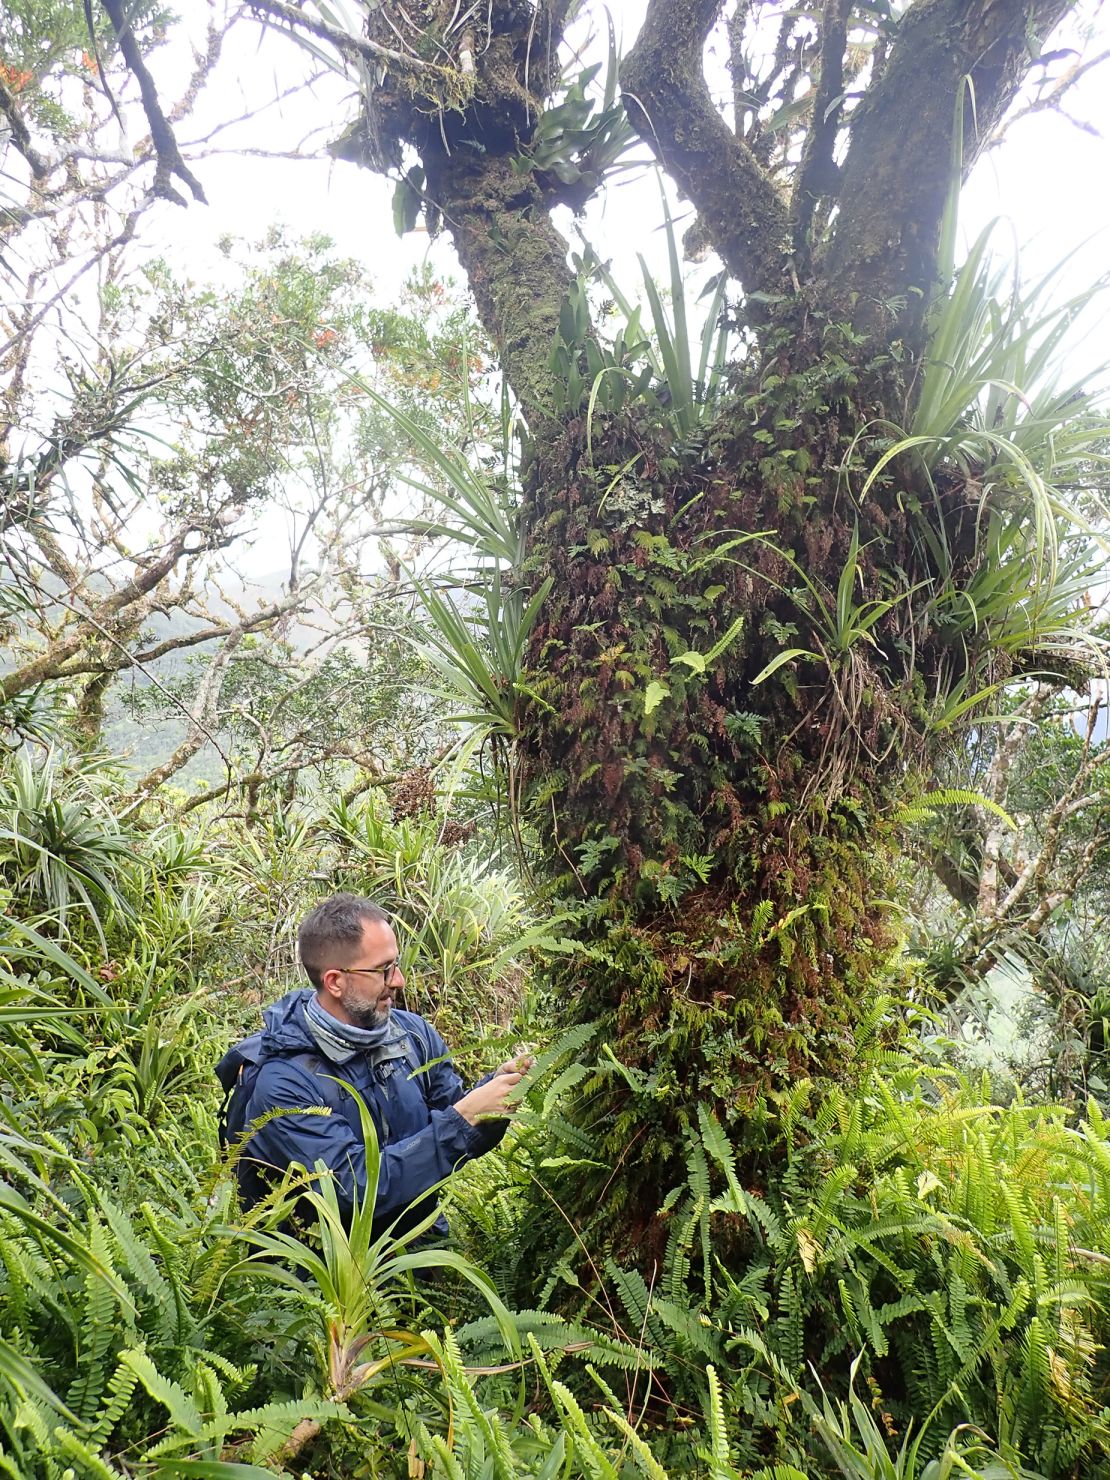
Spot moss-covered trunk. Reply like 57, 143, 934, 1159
282, 0, 1080, 1240
513, 314, 929, 1222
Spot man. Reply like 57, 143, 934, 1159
229, 893, 530, 1237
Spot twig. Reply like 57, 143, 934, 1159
247, 0, 453, 77
986, 47, 1110, 148
99, 0, 208, 206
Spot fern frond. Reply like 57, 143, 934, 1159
98, 1200, 178, 1347
727, 1326, 801, 1395
894, 788, 1016, 827
455, 1310, 648, 1370
87, 1356, 140, 1449
605, 1259, 660, 1349
777, 1266, 805, 1374
118, 1348, 202, 1436
649, 1296, 722, 1360
527, 1022, 598, 1084
51, 1425, 127, 1479
426, 1430, 468, 1480
67, 1215, 120, 1422
603, 1407, 669, 1478
550, 1380, 620, 1480
704, 1364, 730, 1474
242, 1396, 352, 1463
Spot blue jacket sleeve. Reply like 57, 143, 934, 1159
245, 1059, 487, 1227
415, 1021, 468, 1111
411, 1021, 508, 1152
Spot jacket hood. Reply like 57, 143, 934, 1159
259, 988, 318, 1057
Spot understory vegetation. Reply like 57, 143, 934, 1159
1, 749, 1110, 1478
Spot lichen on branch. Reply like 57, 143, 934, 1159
622, 0, 792, 298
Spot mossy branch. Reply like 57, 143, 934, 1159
823, 0, 1073, 331
621, 0, 792, 297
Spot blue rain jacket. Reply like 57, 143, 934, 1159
238, 988, 501, 1236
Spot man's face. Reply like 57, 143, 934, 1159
325, 918, 405, 1029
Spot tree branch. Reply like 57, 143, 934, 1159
243, 0, 574, 423
99, 0, 208, 206
246, 0, 451, 77
0, 78, 49, 179
28, 591, 307, 681
129, 631, 243, 800
976, 695, 1043, 915
0, 521, 211, 702
823, 0, 1073, 332
790, 0, 848, 260
0, 204, 142, 362
179, 746, 389, 814
993, 695, 1105, 925
985, 47, 1110, 147
132, 596, 303, 665
930, 846, 981, 911
621, 0, 792, 296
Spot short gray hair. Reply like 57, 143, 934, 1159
298, 893, 390, 990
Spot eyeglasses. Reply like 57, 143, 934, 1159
339, 959, 402, 987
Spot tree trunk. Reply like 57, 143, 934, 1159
514, 321, 917, 1219
245, 0, 1082, 1234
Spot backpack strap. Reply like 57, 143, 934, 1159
289, 1049, 343, 1103
215, 1024, 432, 1147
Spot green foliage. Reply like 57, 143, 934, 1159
859, 223, 1110, 722
412, 566, 554, 741
546, 197, 731, 440
7, 12, 1110, 1480
2, 761, 1110, 1476
244, 1086, 519, 1406
321, 791, 571, 1039
894, 788, 1016, 829
808, 1356, 1044, 1479
0, 0, 165, 147
514, 19, 633, 195
0, 1123, 346, 1477
634, 193, 730, 440
597, 1064, 1110, 1476
0, 750, 136, 934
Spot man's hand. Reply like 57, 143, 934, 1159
495, 1053, 535, 1078
453, 1072, 524, 1125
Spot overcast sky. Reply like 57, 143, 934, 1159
124, 0, 1110, 578
150, 1, 1110, 315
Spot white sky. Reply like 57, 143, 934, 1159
144, 2, 1110, 292
118, 0, 1110, 576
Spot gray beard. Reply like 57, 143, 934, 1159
342, 996, 390, 1030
